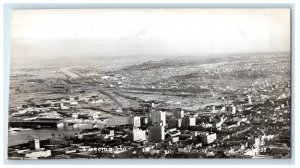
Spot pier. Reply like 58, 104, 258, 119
9, 120, 60, 128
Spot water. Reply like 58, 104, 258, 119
8, 116, 129, 147
8, 126, 80, 146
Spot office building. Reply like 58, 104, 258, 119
130, 127, 147, 141
181, 116, 196, 128
129, 116, 141, 127
173, 109, 184, 119
150, 109, 166, 126
148, 123, 165, 142
168, 118, 182, 128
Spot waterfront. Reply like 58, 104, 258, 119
8, 116, 129, 146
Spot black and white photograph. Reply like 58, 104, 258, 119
7, 8, 291, 159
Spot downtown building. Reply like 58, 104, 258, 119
148, 109, 166, 142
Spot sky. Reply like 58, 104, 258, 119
11, 8, 291, 59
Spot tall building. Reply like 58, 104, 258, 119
129, 116, 141, 127
181, 116, 196, 128
173, 109, 184, 119
148, 123, 165, 142
29, 138, 40, 150
34, 139, 40, 150
150, 109, 166, 126
140, 116, 149, 126
130, 127, 146, 141
168, 118, 182, 128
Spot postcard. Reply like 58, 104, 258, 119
8, 8, 291, 159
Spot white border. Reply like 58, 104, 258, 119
1, 0, 299, 168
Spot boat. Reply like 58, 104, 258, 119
9, 128, 22, 132
36, 112, 63, 121
9, 127, 33, 132
23, 117, 38, 121
57, 123, 64, 127
73, 123, 93, 129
